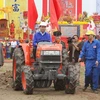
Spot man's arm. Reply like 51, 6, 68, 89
33, 33, 37, 47
72, 43, 80, 51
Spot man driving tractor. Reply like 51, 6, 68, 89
33, 21, 52, 60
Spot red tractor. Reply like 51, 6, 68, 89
12, 41, 80, 94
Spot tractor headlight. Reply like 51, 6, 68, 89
41, 51, 60, 55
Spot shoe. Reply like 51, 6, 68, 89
92, 89, 98, 94
83, 87, 87, 92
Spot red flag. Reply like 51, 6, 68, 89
42, 0, 47, 17
28, 0, 38, 30
50, 0, 62, 29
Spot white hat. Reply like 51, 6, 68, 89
39, 22, 47, 26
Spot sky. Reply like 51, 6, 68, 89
82, 0, 96, 15
34, 0, 42, 21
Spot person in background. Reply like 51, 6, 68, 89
79, 30, 100, 93
11, 39, 17, 59
53, 31, 66, 49
6, 43, 11, 59
9, 20, 15, 38
68, 35, 82, 85
22, 21, 28, 39
1, 39, 6, 58
68, 35, 82, 63
33, 21, 52, 61
80, 37, 86, 48
0, 42, 4, 67
25, 39, 29, 43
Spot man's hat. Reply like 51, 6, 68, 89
53, 31, 62, 36
86, 30, 96, 36
39, 21, 47, 26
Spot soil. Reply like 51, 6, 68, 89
0, 61, 100, 100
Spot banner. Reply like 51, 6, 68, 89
58, 0, 76, 17
5, 0, 27, 28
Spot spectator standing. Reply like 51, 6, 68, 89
6, 43, 11, 59
9, 20, 15, 38
11, 39, 17, 58
79, 30, 100, 93
22, 21, 28, 39
68, 35, 82, 85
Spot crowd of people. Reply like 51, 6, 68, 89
1, 39, 20, 59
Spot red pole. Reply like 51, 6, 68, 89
77, 0, 82, 20
42, 0, 47, 17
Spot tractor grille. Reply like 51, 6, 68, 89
41, 55, 60, 62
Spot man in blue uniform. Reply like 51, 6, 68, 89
78, 30, 100, 93
33, 21, 52, 60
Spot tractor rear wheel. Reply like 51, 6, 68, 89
22, 66, 34, 94
65, 63, 80, 94
12, 47, 24, 90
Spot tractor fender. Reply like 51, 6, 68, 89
20, 43, 31, 66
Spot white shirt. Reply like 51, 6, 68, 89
40, 32, 46, 36
11, 41, 17, 48
22, 24, 28, 32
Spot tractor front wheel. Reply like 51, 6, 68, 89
22, 66, 34, 94
12, 47, 24, 90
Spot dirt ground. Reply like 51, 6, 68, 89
0, 61, 100, 100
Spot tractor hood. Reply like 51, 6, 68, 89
37, 43, 62, 51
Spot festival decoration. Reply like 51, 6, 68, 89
0, 7, 13, 25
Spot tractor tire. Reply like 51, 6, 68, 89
62, 49, 68, 73
12, 47, 25, 90
53, 48, 67, 91
54, 79, 65, 91
65, 63, 80, 94
22, 66, 34, 94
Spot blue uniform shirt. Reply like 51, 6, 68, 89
79, 39, 100, 62
33, 31, 52, 48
